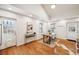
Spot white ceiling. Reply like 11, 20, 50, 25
12, 4, 79, 21
11, 4, 49, 21
0, 4, 79, 22
42, 4, 79, 21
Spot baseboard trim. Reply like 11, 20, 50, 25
24, 38, 43, 45
0, 45, 16, 51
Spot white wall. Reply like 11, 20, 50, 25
43, 22, 48, 33
15, 16, 27, 46
55, 20, 67, 39
48, 20, 67, 39
0, 9, 48, 50
31, 18, 48, 39
50, 18, 79, 40
0, 9, 26, 49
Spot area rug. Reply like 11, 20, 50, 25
38, 38, 76, 55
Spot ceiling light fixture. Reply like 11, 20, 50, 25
51, 4, 56, 9
8, 8, 12, 10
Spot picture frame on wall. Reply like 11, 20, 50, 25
27, 22, 33, 33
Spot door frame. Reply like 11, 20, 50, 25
0, 16, 17, 47
0, 24, 2, 45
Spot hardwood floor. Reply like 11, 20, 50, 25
0, 40, 55, 55
39, 39, 76, 55
0, 39, 76, 55
53, 39, 76, 55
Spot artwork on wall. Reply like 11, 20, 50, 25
27, 22, 33, 33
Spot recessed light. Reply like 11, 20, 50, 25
8, 8, 12, 10
51, 4, 56, 9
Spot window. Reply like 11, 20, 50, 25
39, 23, 43, 33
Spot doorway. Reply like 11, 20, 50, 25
0, 17, 17, 49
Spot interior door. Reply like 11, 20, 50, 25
67, 22, 78, 41
2, 18, 16, 48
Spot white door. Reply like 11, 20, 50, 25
67, 22, 78, 41
2, 18, 16, 48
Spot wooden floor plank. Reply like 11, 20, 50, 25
0, 40, 55, 55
